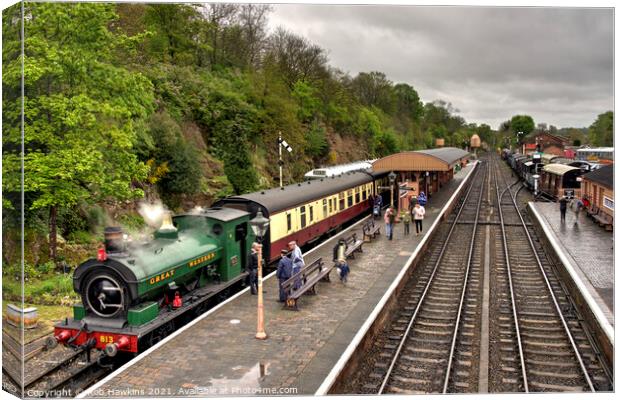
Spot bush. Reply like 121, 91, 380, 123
304, 123, 329, 159
67, 230, 96, 244
117, 213, 146, 231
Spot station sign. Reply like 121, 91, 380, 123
564, 189, 575, 199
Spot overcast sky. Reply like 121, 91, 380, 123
268, 5, 613, 130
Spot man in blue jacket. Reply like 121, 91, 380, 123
277, 249, 293, 302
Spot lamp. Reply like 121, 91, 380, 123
388, 171, 397, 208
250, 210, 270, 340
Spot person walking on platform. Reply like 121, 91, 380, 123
572, 198, 583, 225
401, 209, 411, 235
559, 196, 568, 223
385, 207, 395, 240
337, 258, 350, 283
247, 242, 259, 295
277, 249, 293, 302
413, 203, 426, 236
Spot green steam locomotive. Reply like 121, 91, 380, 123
49, 207, 254, 357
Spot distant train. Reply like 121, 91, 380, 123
304, 160, 375, 180
503, 149, 584, 200
576, 147, 614, 163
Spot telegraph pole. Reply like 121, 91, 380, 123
278, 132, 283, 189
277, 132, 292, 189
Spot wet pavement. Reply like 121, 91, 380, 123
529, 202, 614, 327
82, 163, 476, 398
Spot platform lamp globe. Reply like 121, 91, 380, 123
250, 211, 270, 340
388, 171, 397, 208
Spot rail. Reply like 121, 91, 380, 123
378, 164, 484, 394
495, 156, 596, 392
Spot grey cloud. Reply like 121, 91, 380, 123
268, 5, 613, 129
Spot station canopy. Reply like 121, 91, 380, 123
372, 147, 470, 172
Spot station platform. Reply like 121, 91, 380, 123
81, 163, 477, 398
529, 202, 614, 328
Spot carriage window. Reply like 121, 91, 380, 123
355, 188, 360, 204
286, 213, 292, 231
309, 206, 314, 222
362, 188, 367, 201
300, 206, 306, 228
329, 198, 333, 213
323, 199, 328, 216
347, 190, 353, 207
339, 193, 345, 210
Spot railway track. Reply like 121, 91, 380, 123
2, 330, 114, 397
491, 156, 612, 392
345, 153, 613, 394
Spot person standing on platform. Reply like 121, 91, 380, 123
333, 239, 346, 262
247, 242, 259, 295
277, 249, 293, 302
384, 207, 395, 240
401, 209, 411, 235
288, 241, 304, 289
373, 194, 383, 219
413, 203, 426, 236
288, 241, 304, 268
418, 191, 427, 207
337, 258, 350, 283
559, 196, 568, 223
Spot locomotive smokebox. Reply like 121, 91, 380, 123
104, 226, 124, 253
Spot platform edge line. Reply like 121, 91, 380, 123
314, 160, 478, 395
527, 202, 614, 345
77, 209, 372, 398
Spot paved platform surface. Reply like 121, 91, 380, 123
82, 163, 475, 398
529, 202, 614, 327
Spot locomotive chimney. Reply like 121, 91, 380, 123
104, 226, 124, 254
154, 212, 179, 239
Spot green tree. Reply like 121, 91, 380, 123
589, 111, 613, 147
2, 3, 154, 260
291, 80, 320, 123
510, 115, 535, 142
304, 122, 329, 159
147, 112, 202, 197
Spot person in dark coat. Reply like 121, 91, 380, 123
559, 196, 568, 223
277, 249, 293, 302
247, 242, 259, 295
418, 191, 427, 207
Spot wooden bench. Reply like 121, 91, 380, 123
592, 212, 613, 231
587, 204, 600, 219
344, 233, 364, 259
281, 258, 334, 310
362, 220, 381, 241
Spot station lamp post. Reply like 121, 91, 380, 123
388, 171, 397, 208
250, 211, 270, 340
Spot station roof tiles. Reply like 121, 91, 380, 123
372, 147, 469, 172
582, 164, 613, 189
415, 147, 470, 164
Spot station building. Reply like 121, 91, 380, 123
372, 147, 470, 211
581, 164, 613, 224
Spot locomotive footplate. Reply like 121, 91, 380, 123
52, 272, 248, 354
